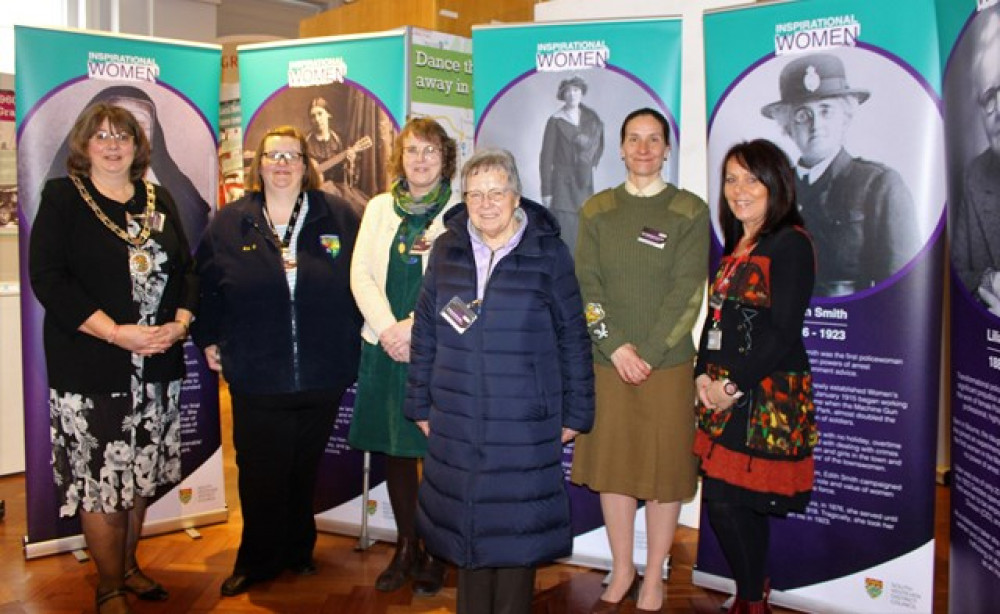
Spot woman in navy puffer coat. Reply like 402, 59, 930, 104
405, 149, 594, 613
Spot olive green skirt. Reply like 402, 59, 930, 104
570, 361, 698, 502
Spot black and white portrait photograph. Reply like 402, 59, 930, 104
19, 80, 217, 243
709, 47, 944, 298
945, 6, 1000, 316
476, 69, 679, 254
244, 83, 396, 217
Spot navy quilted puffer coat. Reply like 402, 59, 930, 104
404, 198, 595, 568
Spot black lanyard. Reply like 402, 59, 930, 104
262, 191, 305, 250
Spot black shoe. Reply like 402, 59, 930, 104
411, 550, 445, 597
374, 538, 419, 592
95, 588, 130, 614
220, 573, 257, 597
123, 567, 169, 601
288, 560, 318, 576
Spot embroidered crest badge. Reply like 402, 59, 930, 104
320, 234, 341, 258
585, 302, 606, 326
864, 577, 884, 599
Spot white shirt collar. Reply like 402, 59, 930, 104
624, 176, 668, 197
796, 153, 837, 185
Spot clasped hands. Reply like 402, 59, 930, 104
610, 343, 652, 386
379, 317, 413, 363
695, 373, 738, 412
115, 322, 187, 356
978, 269, 1000, 316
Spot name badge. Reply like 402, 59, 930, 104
637, 226, 667, 249
130, 211, 165, 233
706, 328, 722, 351
410, 233, 432, 255
281, 246, 297, 270
147, 211, 166, 233
441, 296, 478, 334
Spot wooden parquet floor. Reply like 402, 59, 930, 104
0, 386, 952, 613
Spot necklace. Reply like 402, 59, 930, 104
71, 174, 157, 276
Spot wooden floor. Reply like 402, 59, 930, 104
0, 387, 952, 613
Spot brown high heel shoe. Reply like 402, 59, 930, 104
589, 570, 641, 613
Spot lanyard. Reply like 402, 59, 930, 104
262, 191, 305, 250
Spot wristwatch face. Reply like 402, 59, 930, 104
724, 381, 738, 396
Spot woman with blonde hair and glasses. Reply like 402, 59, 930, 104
193, 125, 361, 597
349, 117, 458, 596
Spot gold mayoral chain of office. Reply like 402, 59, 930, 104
70, 174, 158, 276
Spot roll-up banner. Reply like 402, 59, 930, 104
701, 1, 944, 611
15, 26, 225, 558
938, 1, 1000, 612
472, 18, 693, 573
238, 27, 472, 541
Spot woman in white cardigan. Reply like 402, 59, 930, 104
349, 117, 458, 596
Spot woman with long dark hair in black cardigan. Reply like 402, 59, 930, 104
693, 139, 817, 614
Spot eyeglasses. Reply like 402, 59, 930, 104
790, 102, 845, 126
464, 188, 509, 206
978, 85, 999, 115
91, 130, 134, 144
262, 151, 304, 163
403, 145, 441, 159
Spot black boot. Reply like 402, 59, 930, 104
411, 546, 446, 597
375, 538, 418, 592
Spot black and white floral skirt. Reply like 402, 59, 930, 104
49, 379, 182, 516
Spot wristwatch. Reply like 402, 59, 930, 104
723, 379, 742, 398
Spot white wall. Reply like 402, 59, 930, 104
1, 0, 218, 75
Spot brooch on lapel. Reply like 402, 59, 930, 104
320, 234, 341, 259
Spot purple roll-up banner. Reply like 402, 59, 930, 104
701, 1, 944, 611
473, 17, 692, 573
939, 1, 1000, 612
15, 26, 225, 558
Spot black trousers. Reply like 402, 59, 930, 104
457, 566, 536, 614
230, 385, 348, 578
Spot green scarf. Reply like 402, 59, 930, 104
391, 177, 451, 262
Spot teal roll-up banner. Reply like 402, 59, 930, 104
473, 17, 687, 572
474, 19, 683, 257
237, 30, 408, 539
938, 1, 1000, 612
701, 1, 944, 611
239, 32, 406, 217
15, 26, 224, 558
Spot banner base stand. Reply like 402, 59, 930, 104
316, 518, 398, 546
23, 508, 228, 560
558, 554, 671, 580
693, 570, 831, 614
